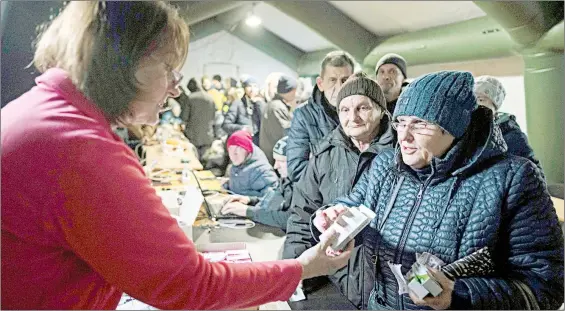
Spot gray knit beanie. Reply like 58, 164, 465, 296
474, 75, 506, 110
336, 76, 387, 111
393, 71, 477, 138
376, 53, 407, 79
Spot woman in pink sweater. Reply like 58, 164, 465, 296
0, 2, 352, 309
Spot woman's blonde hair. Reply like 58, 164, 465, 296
33, 1, 189, 122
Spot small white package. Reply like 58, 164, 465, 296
322, 204, 376, 251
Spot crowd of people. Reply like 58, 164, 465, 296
2, 2, 563, 310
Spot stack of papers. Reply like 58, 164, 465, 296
201, 249, 252, 264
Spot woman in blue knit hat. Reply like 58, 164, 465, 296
311, 71, 563, 309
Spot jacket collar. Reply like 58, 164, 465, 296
35, 68, 112, 130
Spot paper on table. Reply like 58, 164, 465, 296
156, 190, 179, 210
179, 185, 203, 225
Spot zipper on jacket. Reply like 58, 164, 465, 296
393, 180, 429, 310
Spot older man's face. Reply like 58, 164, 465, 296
317, 65, 354, 107
376, 64, 404, 101
338, 95, 383, 142
395, 116, 455, 169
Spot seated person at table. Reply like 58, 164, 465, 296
223, 130, 278, 197
221, 136, 292, 230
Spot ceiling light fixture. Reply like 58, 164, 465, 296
245, 4, 261, 27
245, 14, 261, 27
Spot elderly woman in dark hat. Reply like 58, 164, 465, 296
284, 72, 395, 308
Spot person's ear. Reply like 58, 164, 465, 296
316, 76, 324, 92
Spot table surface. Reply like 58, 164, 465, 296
144, 143, 203, 171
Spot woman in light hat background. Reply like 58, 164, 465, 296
474, 75, 544, 177
313, 71, 563, 310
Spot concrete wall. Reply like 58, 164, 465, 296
180, 31, 298, 89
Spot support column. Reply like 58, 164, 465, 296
522, 48, 564, 183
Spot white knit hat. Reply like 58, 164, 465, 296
474, 76, 506, 110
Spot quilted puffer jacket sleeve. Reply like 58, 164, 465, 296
450, 160, 564, 310
305, 167, 374, 243
247, 166, 279, 198
287, 108, 311, 183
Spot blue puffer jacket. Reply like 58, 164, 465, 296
287, 85, 339, 183
225, 145, 279, 197
331, 108, 564, 310
496, 112, 544, 178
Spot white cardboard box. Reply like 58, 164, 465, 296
324, 205, 376, 251
407, 274, 443, 300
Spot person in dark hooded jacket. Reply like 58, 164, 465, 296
284, 73, 395, 308
474, 75, 544, 177
221, 136, 293, 230
181, 78, 216, 160
286, 51, 355, 183
313, 71, 563, 310
222, 76, 265, 145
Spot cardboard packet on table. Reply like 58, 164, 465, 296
320, 204, 376, 251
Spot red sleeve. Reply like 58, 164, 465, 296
57, 137, 302, 310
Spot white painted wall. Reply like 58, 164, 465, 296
495, 76, 527, 134
180, 31, 298, 89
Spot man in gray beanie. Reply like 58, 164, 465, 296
375, 53, 409, 113
312, 71, 563, 310
259, 74, 298, 165
474, 75, 543, 177
285, 72, 394, 309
